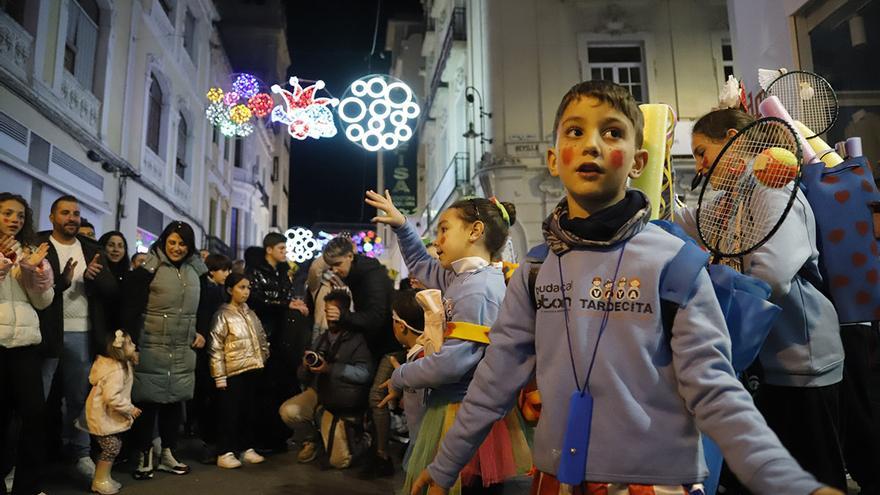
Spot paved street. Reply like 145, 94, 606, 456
38, 440, 403, 495
33, 439, 533, 495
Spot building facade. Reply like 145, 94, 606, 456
0, 0, 290, 259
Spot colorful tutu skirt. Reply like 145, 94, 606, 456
402, 401, 532, 495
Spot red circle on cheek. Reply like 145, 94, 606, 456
610, 150, 624, 169
561, 147, 574, 167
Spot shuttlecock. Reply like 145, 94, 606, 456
718, 75, 741, 109
799, 81, 815, 100
758, 68, 787, 91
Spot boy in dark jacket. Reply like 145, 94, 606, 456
189, 253, 232, 462
279, 290, 373, 468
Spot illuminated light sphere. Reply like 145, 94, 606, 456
206, 87, 224, 103
235, 122, 254, 137
338, 74, 420, 152
220, 120, 237, 137
224, 91, 240, 106
232, 73, 260, 99
229, 104, 252, 125
247, 93, 274, 118
205, 102, 227, 125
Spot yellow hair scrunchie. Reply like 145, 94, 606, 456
489, 196, 510, 226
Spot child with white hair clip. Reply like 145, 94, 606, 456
85, 330, 142, 494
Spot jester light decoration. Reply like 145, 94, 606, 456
270, 77, 339, 140
204, 73, 273, 138
338, 75, 420, 152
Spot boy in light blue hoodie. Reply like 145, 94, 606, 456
409, 81, 842, 495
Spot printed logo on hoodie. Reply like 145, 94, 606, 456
536, 276, 653, 314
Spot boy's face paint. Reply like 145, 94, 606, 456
546, 97, 646, 217
609, 149, 624, 168
561, 146, 574, 167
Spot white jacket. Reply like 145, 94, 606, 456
0, 251, 53, 349
86, 355, 136, 436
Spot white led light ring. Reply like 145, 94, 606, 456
369, 99, 391, 120
389, 110, 407, 126
338, 98, 366, 123
382, 133, 399, 150
366, 77, 388, 98
395, 125, 412, 142
385, 82, 413, 108
368, 117, 386, 132
362, 130, 384, 152
346, 123, 365, 142
351, 80, 368, 98
402, 102, 420, 119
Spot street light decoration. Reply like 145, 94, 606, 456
338, 75, 420, 152
283, 228, 385, 263
204, 73, 273, 138
270, 77, 339, 140
232, 73, 260, 99
206, 87, 224, 103
352, 230, 384, 257
247, 93, 274, 118
285, 227, 321, 264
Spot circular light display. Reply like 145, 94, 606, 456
283, 228, 385, 263
338, 74, 420, 152
285, 228, 321, 264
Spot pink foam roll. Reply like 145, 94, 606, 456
758, 96, 817, 164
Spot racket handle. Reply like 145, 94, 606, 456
792, 120, 844, 168
759, 96, 816, 164
835, 141, 848, 159
846, 137, 862, 158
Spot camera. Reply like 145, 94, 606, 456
304, 350, 325, 368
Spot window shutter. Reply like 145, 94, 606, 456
74, 12, 98, 91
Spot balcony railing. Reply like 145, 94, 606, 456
425, 152, 469, 227
172, 174, 191, 205
0, 10, 33, 82
60, 70, 101, 135
141, 148, 166, 188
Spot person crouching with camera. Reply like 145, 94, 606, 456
209, 272, 270, 469
279, 289, 374, 468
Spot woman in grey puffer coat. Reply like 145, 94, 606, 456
122, 221, 207, 480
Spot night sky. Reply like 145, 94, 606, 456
285, 0, 422, 228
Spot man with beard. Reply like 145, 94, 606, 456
37, 195, 117, 480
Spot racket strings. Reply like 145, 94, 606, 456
698, 120, 800, 258
767, 72, 837, 137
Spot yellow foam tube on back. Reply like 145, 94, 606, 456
633, 104, 676, 220
792, 121, 844, 168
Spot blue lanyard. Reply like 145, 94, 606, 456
557, 242, 628, 395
